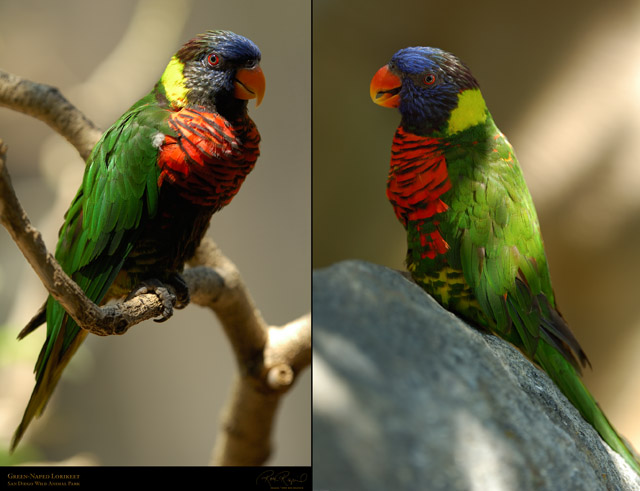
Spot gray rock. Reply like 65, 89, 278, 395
313, 260, 640, 491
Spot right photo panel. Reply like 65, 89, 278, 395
313, 0, 640, 488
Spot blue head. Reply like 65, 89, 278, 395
371, 47, 480, 134
161, 30, 265, 117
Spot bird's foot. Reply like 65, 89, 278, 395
167, 272, 190, 309
126, 274, 189, 322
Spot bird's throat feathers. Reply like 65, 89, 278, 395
159, 56, 188, 108
387, 128, 451, 262
387, 128, 450, 227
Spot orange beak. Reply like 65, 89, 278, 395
370, 65, 401, 108
234, 65, 265, 107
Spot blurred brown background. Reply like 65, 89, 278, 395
0, 0, 310, 465
314, 0, 640, 450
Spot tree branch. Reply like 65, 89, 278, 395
211, 314, 311, 466
0, 70, 102, 161
0, 70, 310, 465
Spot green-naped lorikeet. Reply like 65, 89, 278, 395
370, 46, 640, 473
11, 30, 265, 451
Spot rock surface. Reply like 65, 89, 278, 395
313, 260, 640, 491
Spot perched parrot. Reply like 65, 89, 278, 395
370, 46, 640, 473
11, 30, 265, 451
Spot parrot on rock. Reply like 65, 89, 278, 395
11, 30, 265, 451
370, 46, 640, 473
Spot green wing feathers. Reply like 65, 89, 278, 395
38, 100, 168, 376
11, 98, 169, 451
445, 120, 564, 357
444, 117, 639, 472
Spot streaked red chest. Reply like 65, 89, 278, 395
157, 107, 260, 208
387, 127, 451, 260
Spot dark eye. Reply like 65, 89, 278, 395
207, 53, 220, 67
423, 73, 436, 85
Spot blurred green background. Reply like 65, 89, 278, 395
314, 0, 640, 450
0, 0, 309, 465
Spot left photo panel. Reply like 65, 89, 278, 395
0, 0, 310, 470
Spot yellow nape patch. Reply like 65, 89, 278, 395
160, 56, 188, 107
446, 88, 487, 135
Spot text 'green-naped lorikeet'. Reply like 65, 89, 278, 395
370, 46, 640, 473
11, 30, 265, 451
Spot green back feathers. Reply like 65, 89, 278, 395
439, 113, 555, 351
406, 102, 640, 472
37, 95, 171, 376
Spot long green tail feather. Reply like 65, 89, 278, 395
535, 342, 640, 473
11, 311, 87, 452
